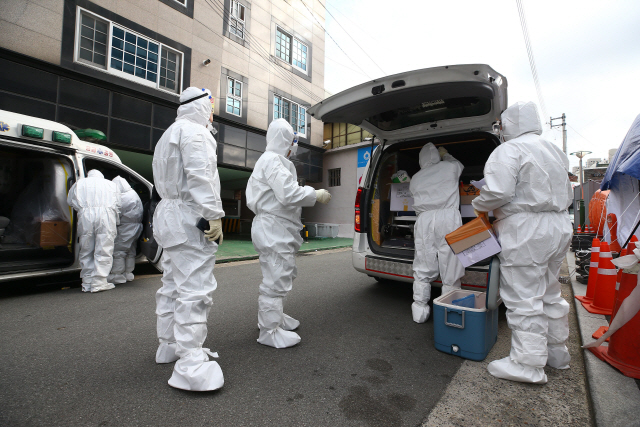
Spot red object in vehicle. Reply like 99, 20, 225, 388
354, 187, 363, 232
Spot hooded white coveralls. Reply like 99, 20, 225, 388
410, 143, 465, 323
67, 169, 121, 293
108, 176, 143, 284
152, 87, 225, 391
246, 118, 317, 349
472, 102, 573, 384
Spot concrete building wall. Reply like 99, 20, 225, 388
303, 142, 372, 238
1, 0, 326, 147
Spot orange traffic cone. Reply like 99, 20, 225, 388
589, 258, 640, 379
591, 248, 628, 341
608, 213, 622, 254
576, 238, 600, 304
583, 242, 616, 315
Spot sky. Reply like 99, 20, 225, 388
321, 0, 640, 169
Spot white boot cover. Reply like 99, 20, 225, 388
488, 356, 547, 384
412, 302, 430, 323
156, 342, 179, 364
168, 349, 224, 391
125, 273, 135, 282
282, 314, 300, 331
108, 255, 127, 284
546, 344, 570, 369
257, 296, 300, 348
91, 278, 115, 293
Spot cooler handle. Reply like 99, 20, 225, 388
444, 308, 465, 329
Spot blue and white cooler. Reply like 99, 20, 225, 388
433, 257, 502, 361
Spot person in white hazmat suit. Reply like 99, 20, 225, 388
152, 87, 225, 391
67, 169, 121, 293
409, 143, 465, 323
472, 101, 573, 384
246, 118, 332, 349
107, 176, 143, 284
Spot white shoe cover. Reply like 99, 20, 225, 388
168, 350, 224, 391
412, 302, 430, 323
125, 273, 134, 282
156, 342, 179, 364
547, 344, 571, 369
108, 274, 127, 285
488, 356, 547, 384
91, 282, 115, 293
257, 313, 300, 331
257, 328, 301, 348
282, 314, 300, 331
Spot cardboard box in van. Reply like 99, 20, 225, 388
445, 215, 500, 267
37, 221, 70, 247
390, 183, 414, 212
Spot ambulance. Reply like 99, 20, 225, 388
0, 110, 161, 282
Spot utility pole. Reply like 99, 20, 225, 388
550, 113, 567, 154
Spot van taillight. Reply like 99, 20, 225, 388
354, 187, 363, 232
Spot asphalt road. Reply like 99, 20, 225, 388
0, 249, 462, 427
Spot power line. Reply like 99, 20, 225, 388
201, 0, 324, 103
325, 55, 369, 77
316, 0, 386, 76
297, 0, 373, 80
516, 0, 548, 118
204, 0, 323, 103
568, 123, 596, 145
320, 0, 382, 44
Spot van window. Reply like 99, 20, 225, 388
83, 158, 150, 208
367, 97, 492, 131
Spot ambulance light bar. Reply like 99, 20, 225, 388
21, 125, 44, 139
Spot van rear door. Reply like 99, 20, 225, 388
308, 64, 507, 142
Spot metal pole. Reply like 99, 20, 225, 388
562, 113, 567, 154
579, 156, 584, 200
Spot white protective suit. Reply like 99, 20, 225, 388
67, 169, 121, 293
472, 102, 573, 384
409, 143, 465, 323
108, 176, 143, 284
246, 118, 318, 348
152, 87, 225, 391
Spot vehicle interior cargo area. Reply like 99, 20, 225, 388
368, 132, 499, 256
0, 146, 75, 273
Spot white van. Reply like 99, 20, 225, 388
308, 64, 508, 290
0, 110, 162, 282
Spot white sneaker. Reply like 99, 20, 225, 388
156, 342, 179, 364
488, 356, 547, 384
257, 328, 301, 348
411, 302, 430, 323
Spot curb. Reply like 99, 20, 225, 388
567, 252, 640, 427
216, 242, 352, 264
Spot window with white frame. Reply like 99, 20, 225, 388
76, 9, 183, 93
229, 1, 245, 39
226, 77, 242, 117
274, 95, 306, 137
174, 0, 187, 5
275, 27, 308, 72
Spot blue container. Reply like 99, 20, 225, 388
432, 258, 501, 361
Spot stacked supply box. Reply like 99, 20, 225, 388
459, 182, 493, 217
445, 215, 501, 267
389, 182, 414, 212
433, 257, 501, 361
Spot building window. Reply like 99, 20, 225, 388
275, 27, 308, 72
323, 123, 373, 149
274, 95, 306, 137
329, 168, 341, 187
78, 14, 108, 68
229, 1, 245, 39
226, 77, 242, 117
76, 9, 183, 94
174, 0, 187, 5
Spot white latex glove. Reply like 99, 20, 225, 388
438, 147, 448, 158
204, 219, 223, 244
315, 189, 331, 204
